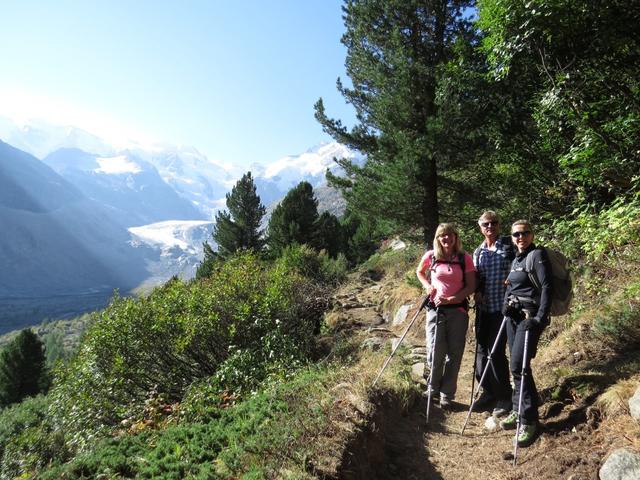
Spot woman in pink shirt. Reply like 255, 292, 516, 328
416, 223, 476, 409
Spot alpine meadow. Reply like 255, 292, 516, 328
0, 1, 639, 479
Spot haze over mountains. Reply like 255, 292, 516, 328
0, 115, 362, 331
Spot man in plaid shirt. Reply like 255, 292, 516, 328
472, 211, 514, 416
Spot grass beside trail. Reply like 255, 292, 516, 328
36, 341, 417, 479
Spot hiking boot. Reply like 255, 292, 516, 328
500, 411, 518, 430
472, 391, 494, 412
422, 386, 438, 399
492, 400, 512, 418
515, 422, 538, 447
439, 396, 452, 410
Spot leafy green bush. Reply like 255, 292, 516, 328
276, 244, 322, 279
551, 191, 640, 262
0, 395, 69, 479
48, 252, 319, 453
276, 243, 348, 286
39, 366, 338, 480
318, 251, 349, 286
592, 281, 640, 351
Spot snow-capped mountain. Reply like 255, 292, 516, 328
42, 148, 205, 227
128, 220, 215, 291
0, 115, 364, 219
0, 116, 236, 218
261, 142, 357, 190
251, 142, 362, 207
134, 145, 234, 218
0, 115, 115, 159
0, 140, 151, 295
0, 115, 367, 331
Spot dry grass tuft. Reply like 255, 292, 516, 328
596, 377, 640, 418
310, 347, 418, 476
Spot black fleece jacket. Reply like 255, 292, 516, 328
503, 243, 552, 323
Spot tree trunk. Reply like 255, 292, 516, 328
422, 155, 439, 246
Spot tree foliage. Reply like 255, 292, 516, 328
313, 211, 344, 258
212, 172, 266, 259
478, 0, 640, 211
316, 0, 475, 243
0, 329, 49, 408
267, 181, 319, 255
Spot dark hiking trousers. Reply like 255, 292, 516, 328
475, 310, 512, 402
506, 315, 542, 423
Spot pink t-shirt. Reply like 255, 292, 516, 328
418, 250, 475, 302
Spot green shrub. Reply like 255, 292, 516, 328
39, 366, 337, 480
276, 244, 321, 279
592, 281, 640, 351
551, 193, 640, 262
0, 395, 69, 479
48, 252, 319, 453
318, 251, 348, 285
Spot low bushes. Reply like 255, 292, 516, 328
47, 251, 323, 453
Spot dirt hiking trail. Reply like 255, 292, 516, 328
332, 274, 607, 480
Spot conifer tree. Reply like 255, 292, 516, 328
195, 240, 218, 279
0, 329, 49, 407
313, 211, 344, 258
267, 181, 319, 255
315, 0, 474, 243
212, 172, 266, 259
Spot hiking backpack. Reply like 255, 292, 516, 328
525, 247, 573, 316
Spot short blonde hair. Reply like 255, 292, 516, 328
511, 219, 534, 234
433, 223, 463, 259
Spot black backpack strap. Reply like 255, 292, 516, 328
524, 247, 547, 293
458, 252, 466, 288
501, 235, 516, 262
473, 245, 481, 267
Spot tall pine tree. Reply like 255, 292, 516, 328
0, 329, 49, 407
212, 172, 266, 259
315, 0, 474, 243
267, 181, 319, 255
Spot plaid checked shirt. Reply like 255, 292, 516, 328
474, 238, 512, 313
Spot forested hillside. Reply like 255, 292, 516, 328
0, 0, 638, 478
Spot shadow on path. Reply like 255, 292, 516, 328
337, 394, 443, 480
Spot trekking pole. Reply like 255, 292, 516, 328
371, 295, 430, 387
460, 315, 508, 434
513, 329, 530, 466
469, 305, 481, 406
425, 306, 440, 425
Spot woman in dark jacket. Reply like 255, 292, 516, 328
499, 219, 552, 447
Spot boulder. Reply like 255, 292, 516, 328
411, 362, 426, 384
629, 386, 640, 420
389, 239, 407, 251
393, 304, 411, 326
361, 337, 386, 351
599, 448, 640, 480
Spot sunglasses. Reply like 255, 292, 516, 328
511, 231, 532, 238
480, 221, 498, 228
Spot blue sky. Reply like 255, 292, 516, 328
0, 0, 355, 167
